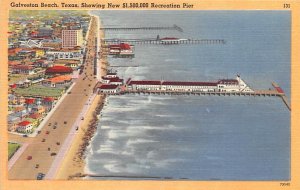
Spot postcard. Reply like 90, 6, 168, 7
1, 0, 300, 190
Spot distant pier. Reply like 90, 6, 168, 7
100, 24, 183, 32
102, 38, 226, 45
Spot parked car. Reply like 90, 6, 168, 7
35, 164, 39, 168
42, 139, 46, 142
23, 134, 28, 137
64, 121, 67, 124
27, 156, 32, 160
45, 131, 50, 135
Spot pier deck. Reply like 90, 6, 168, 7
99, 85, 290, 111
101, 38, 226, 45
100, 25, 183, 32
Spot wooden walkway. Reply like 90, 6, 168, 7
100, 24, 183, 32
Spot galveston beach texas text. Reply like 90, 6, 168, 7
10, 2, 194, 9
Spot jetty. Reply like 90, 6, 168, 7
100, 24, 183, 32
102, 38, 226, 45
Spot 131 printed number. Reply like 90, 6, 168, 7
283, 4, 290, 8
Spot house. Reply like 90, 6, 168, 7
8, 94, 18, 105
33, 48, 45, 57
16, 79, 32, 88
42, 97, 55, 111
11, 65, 35, 75
42, 75, 72, 88
30, 105, 46, 115
8, 115, 22, 131
53, 59, 81, 70
16, 120, 33, 133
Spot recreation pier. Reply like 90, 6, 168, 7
96, 75, 291, 111
100, 24, 183, 32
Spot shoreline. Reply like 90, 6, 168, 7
55, 13, 107, 180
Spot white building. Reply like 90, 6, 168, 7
46, 49, 83, 60
128, 81, 161, 91
162, 81, 218, 92
16, 121, 33, 133
98, 84, 119, 94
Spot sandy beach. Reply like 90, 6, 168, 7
55, 14, 107, 180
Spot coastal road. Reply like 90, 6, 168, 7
8, 17, 100, 180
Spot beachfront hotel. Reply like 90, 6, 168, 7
62, 29, 83, 48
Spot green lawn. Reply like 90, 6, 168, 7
8, 143, 20, 160
14, 85, 64, 98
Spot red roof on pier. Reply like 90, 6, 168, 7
99, 84, 118, 89
129, 81, 161, 85
162, 81, 218, 86
218, 79, 238, 85
109, 43, 131, 50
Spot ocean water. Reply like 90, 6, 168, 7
86, 10, 291, 180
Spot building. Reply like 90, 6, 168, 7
126, 76, 254, 93
109, 43, 134, 57
128, 81, 161, 91
46, 48, 83, 60
98, 84, 119, 94
62, 29, 83, 48
161, 81, 218, 92
16, 120, 33, 133
37, 27, 53, 38
11, 65, 35, 75
101, 76, 123, 85
45, 65, 73, 75
42, 75, 72, 88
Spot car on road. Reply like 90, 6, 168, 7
64, 121, 67, 124
36, 173, 45, 180
56, 142, 60, 145
50, 152, 57, 156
